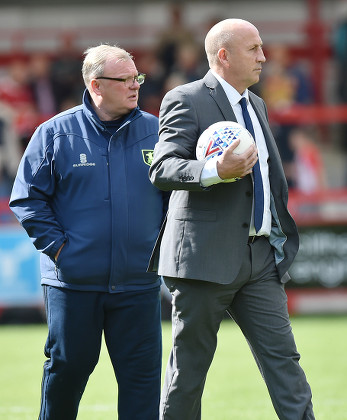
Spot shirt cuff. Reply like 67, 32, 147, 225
200, 158, 223, 187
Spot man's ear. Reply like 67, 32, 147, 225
90, 79, 102, 95
217, 48, 230, 67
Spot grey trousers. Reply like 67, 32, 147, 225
161, 236, 314, 420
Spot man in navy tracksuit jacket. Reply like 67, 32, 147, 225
9, 45, 169, 420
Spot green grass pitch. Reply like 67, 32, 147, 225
0, 316, 346, 419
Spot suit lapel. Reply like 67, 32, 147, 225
203, 71, 237, 122
249, 93, 287, 187
249, 95, 276, 156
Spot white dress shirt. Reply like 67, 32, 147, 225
200, 70, 271, 236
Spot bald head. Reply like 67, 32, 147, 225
205, 19, 258, 68
204, 18, 265, 92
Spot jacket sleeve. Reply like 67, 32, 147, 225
9, 125, 66, 260
149, 87, 206, 192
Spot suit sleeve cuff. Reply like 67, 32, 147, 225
200, 158, 223, 187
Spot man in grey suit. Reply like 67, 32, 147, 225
149, 18, 315, 420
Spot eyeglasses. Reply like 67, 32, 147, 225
95, 73, 146, 87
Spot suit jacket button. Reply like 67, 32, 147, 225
242, 223, 249, 228
246, 191, 252, 197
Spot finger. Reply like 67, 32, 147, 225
224, 138, 241, 153
241, 143, 257, 158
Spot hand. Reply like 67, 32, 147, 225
216, 140, 258, 181
54, 243, 65, 262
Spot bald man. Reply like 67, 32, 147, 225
149, 19, 315, 420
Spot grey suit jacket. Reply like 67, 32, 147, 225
149, 71, 299, 284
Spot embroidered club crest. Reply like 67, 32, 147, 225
142, 149, 154, 166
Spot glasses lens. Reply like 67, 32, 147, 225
136, 74, 146, 85
123, 74, 146, 87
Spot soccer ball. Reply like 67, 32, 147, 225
196, 121, 255, 183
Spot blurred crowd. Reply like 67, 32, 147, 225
0, 34, 85, 199
1, 2, 347, 209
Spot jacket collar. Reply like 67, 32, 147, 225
82, 89, 140, 132
203, 71, 237, 122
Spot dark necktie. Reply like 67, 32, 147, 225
239, 97, 264, 233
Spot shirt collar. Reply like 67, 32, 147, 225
210, 69, 249, 106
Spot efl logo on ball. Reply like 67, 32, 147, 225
196, 121, 255, 182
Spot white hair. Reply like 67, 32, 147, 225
82, 44, 133, 87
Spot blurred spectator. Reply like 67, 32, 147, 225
289, 127, 326, 193
0, 58, 40, 151
0, 102, 21, 196
28, 53, 59, 119
155, 2, 197, 75
136, 49, 165, 116
332, 2, 347, 183
259, 44, 313, 187
150, 3, 208, 111
168, 40, 205, 83
159, 40, 205, 97
0, 59, 33, 107
51, 33, 84, 111
332, 2, 347, 106
162, 72, 187, 94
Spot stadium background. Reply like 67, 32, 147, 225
1, 0, 347, 321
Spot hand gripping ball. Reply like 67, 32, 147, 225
196, 121, 255, 182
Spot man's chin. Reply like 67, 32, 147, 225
127, 101, 138, 110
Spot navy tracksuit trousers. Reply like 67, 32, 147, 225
39, 285, 162, 420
